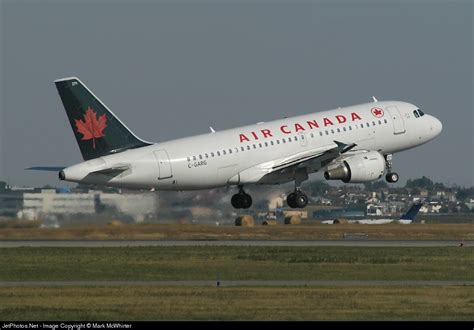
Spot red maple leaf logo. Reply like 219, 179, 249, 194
75, 107, 107, 149
371, 107, 384, 118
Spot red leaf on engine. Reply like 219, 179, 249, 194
75, 107, 107, 149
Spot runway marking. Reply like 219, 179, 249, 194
0, 240, 471, 248
0, 280, 473, 287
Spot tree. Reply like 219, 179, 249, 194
363, 181, 388, 191
456, 188, 474, 201
406, 176, 433, 189
307, 181, 330, 196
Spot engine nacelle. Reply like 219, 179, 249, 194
324, 151, 385, 183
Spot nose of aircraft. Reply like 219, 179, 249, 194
429, 115, 443, 137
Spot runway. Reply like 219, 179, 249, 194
0, 280, 472, 287
0, 240, 470, 247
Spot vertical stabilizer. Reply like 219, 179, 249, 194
55, 77, 151, 160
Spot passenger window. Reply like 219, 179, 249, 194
343, 127, 346, 132
325, 131, 329, 135
360, 124, 364, 128
270, 141, 274, 145
199, 155, 203, 160
241, 147, 245, 152
384, 119, 388, 124
193, 156, 196, 161
187, 157, 190, 162
229, 149, 232, 154
372, 121, 376, 126
349, 126, 352, 130
247, 145, 251, 150
378, 120, 382, 125
294, 136, 298, 141
366, 123, 370, 127
253, 144, 256, 149
319, 132, 323, 136
223, 150, 226, 155
259, 143, 262, 148
310, 133, 314, 138
276, 140, 280, 144
205, 153, 208, 158
217, 151, 220, 156
211, 152, 215, 157
288, 138, 292, 142
331, 129, 334, 134
337, 128, 340, 133
282, 139, 286, 143
265, 142, 268, 147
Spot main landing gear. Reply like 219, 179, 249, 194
286, 168, 309, 209
384, 154, 399, 183
231, 185, 252, 209
286, 189, 308, 208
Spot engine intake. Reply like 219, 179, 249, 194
324, 151, 385, 183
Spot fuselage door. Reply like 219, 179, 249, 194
154, 150, 173, 179
385, 105, 406, 135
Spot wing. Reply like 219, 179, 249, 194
237, 141, 356, 185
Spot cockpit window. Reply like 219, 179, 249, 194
418, 109, 425, 116
413, 110, 419, 118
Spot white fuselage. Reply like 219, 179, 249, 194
61, 101, 442, 190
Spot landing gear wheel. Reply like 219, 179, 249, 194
287, 192, 308, 208
240, 194, 252, 209
231, 194, 242, 209
295, 193, 308, 208
231, 187, 253, 209
287, 193, 297, 208
386, 172, 399, 183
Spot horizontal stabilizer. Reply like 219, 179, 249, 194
26, 166, 66, 171
91, 164, 130, 175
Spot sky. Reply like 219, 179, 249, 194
0, 0, 473, 188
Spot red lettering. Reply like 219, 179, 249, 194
307, 120, 319, 129
323, 117, 334, 126
251, 132, 259, 140
280, 125, 291, 134
239, 134, 250, 143
261, 129, 273, 138
294, 123, 305, 132
336, 115, 346, 124
351, 112, 362, 121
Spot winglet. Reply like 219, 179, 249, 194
209, 126, 216, 133
372, 96, 378, 102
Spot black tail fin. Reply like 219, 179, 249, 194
400, 202, 423, 221
55, 77, 151, 160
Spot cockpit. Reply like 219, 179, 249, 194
413, 109, 425, 118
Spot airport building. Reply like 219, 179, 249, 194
1, 188, 158, 223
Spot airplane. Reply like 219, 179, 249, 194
29, 77, 442, 209
321, 202, 424, 224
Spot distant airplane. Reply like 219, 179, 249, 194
321, 202, 424, 224
29, 77, 442, 209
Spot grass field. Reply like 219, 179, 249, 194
0, 246, 472, 281
0, 223, 473, 240
1, 286, 473, 320
1, 245, 472, 320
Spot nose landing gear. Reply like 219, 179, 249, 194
385, 154, 399, 183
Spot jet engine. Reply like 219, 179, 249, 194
324, 151, 385, 183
